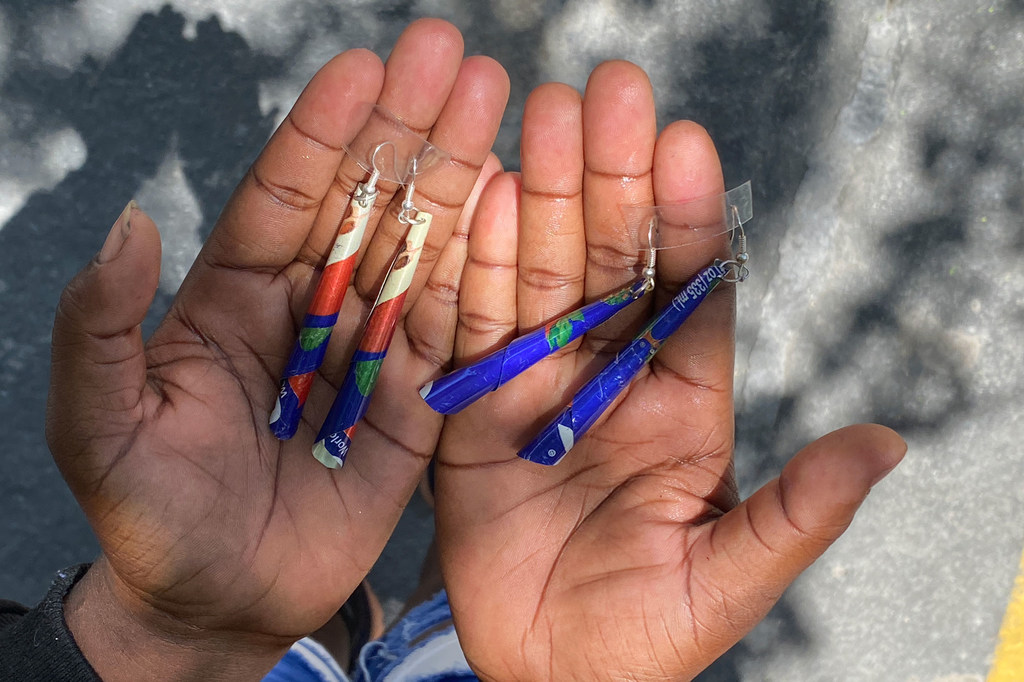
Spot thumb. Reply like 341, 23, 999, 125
46, 201, 162, 487
692, 424, 906, 644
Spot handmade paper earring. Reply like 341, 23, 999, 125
519, 186, 752, 465
312, 159, 435, 468
269, 143, 385, 439
420, 182, 752, 412
418, 239, 657, 415
419, 182, 753, 465
270, 105, 448, 441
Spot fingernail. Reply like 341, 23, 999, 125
97, 200, 136, 263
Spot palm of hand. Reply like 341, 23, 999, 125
46, 20, 510, 647
438, 330, 745, 680
70, 264, 436, 639
430, 54, 907, 680
427, 58, 740, 679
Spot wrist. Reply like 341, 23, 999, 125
65, 559, 289, 682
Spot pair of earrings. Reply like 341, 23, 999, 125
270, 105, 449, 469
419, 182, 753, 465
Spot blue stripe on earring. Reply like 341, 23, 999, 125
519, 261, 726, 465
420, 279, 650, 414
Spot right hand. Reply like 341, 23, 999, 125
435, 60, 906, 681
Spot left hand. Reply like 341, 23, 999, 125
46, 20, 508, 680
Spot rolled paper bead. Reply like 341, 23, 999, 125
270, 192, 375, 440
519, 261, 726, 466
419, 280, 649, 414
312, 213, 434, 468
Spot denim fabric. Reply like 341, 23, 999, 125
264, 637, 350, 682
265, 590, 477, 682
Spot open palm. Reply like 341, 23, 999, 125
45, 20, 508, 678
435, 62, 905, 680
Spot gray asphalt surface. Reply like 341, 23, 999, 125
1, 1, 1022, 680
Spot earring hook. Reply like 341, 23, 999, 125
367, 141, 396, 191
398, 158, 426, 225
640, 219, 657, 294
352, 141, 394, 207
720, 205, 749, 283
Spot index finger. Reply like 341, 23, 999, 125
199, 48, 385, 273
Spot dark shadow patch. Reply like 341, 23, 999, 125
0, 4, 277, 604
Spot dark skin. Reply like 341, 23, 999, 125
436, 63, 905, 680
45, 19, 905, 682
49, 19, 509, 680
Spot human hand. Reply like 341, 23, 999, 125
435, 62, 905, 681
45, 19, 508, 681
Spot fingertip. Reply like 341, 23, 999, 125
798, 423, 907, 481
299, 49, 386, 137
584, 60, 653, 99
472, 171, 521, 243
779, 424, 906, 536
119, 201, 161, 283
523, 82, 583, 123
431, 56, 511, 166
833, 423, 908, 485
336, 49, 386, 104
479, 170, 523, 224
521, 84, 583, 194
660, 119, 713, 143
122, 201, 160, 245
522, 82, 583, 156
393, 17, 465, 64
481, 151, 505, 178
582, 61, 656, 176
96, 202, 162, 278
523, 82, 583, 143
54, 202, 162, 348
377, 20, 466, 131
461, 55, 511, 103
414, 17, 465, 49
687, 423, 906, 647
451, 153, 505, 242
326, 47, 385, 82
653, 120, 724, 203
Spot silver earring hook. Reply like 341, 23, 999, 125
640, 218, 657, 294
398, 158, 427, 225
720, 204, 749, 283
353, 141, 393, 207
